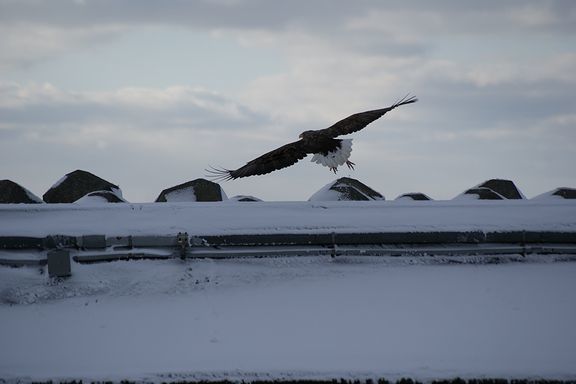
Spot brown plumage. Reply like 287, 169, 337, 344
206, 95, 417, 181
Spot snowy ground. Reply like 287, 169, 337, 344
1, 199, 576, 382
1, 199, 576, 237
1, 257, 576, 382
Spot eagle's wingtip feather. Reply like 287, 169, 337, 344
205, 166, 234, 182
394, 93, 418, 107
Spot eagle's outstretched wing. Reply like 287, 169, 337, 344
315, 94, 418, 138
206, 140, 309, 181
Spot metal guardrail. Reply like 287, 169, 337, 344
1, 231, 576, 277
3, 231, 576, 249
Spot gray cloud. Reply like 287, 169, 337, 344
0, 83, 267, 133
2, 0, 575, 32
0, 0, 356, 30
2, 0, 575, 69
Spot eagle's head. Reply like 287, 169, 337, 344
299, 130, 315, 140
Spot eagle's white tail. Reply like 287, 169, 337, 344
311, 139, 353, 168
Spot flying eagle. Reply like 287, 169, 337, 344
207, 95, 417, 181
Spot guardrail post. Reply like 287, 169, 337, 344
330, 232, 338, 258
177, 232, 189, 260
47, 249, 71, 278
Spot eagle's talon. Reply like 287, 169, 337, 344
346, 160, 355, 170
330, 167, 338, 174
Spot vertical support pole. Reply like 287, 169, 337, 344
177, 232, 189, 260
521, 230, 527, 257
330, 232, 338, 258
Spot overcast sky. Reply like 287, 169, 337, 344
1, 0, 575, 202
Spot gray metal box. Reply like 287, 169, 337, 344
47, 250, 71, 278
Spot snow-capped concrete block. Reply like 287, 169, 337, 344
0, 180, 43, 204
553, 187, 576, 199
155, 178, 227, 202
43, 170, 122, 203
477, 179, 525, 199
533, 187, 576, 200
455, 187, 506, 200
395, 192, 432, 201
229, 195, 263, 202
308, 177, 384, 201
454, 179, 525, 200
75, 190, 127, 204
